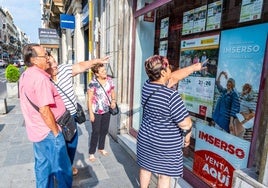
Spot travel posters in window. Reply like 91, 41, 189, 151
178, 34, 220, 119
160, 17, 169, 39
239, 0, 264, 22
206, 1, 222, 31
193, 23, 268, 188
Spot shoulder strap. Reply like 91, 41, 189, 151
107, 63, 115, 78
143, 85, 163, 109
25, 93, 39, 112
50, 79, 77, 110
95, 78, 112, 104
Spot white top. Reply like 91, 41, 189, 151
53, 64, 77, 115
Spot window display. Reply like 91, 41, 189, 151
206, 1, 222, 31
239, 0, 264, 23
178, 34, 220, 119
160, 17, 169, 38
182, 9, 194, 35
159, 40, 168, 56
193, 5, 207, 33
190, 23, 268, 188
136, 1, 268, 187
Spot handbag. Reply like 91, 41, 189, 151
96, 78, 119, 115
51, 79, 86, 124
56, 109, 77, 141
25, 94, 77, 141
109, 103, 119, 115
76, 102, 86, 124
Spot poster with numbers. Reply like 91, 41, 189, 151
178, 34, 220, 118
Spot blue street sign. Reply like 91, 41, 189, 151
60, 14, 75, 29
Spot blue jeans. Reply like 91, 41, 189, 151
65, 114, 79, 165
33, 132, 72, 188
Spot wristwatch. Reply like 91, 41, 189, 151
182, 127, 192, 137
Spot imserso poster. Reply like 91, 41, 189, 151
193, 23, 268, 188
193, 124, 250, 188
213, 23, 268, 140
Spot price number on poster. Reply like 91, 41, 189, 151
198, 80, 211, 87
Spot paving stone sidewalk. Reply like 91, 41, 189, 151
0, 98, 140, 188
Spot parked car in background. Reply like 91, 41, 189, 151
13, 59, 24, 67
0, 59, 8, 68
13, 60, 20, 67
18, 59, 24, 66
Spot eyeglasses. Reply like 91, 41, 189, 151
36, 54, 48, 59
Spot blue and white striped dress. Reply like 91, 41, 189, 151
137, 80, 189, 177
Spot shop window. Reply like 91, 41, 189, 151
134, 0, 268, 187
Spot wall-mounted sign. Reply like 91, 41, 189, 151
60, 14, 75, 29
38, 28, 59, 45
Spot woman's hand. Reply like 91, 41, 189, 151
192, 59, 209, 71
220, 71, 228, 79
110, 101, 116, 109
184, 139, 190, 147
100, 56, 110, 64
90, 112, 95, 122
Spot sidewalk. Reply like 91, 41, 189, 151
0, 98, 140, 188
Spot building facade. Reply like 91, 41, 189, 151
44, 0, 268, 187
0, 6, 29, 64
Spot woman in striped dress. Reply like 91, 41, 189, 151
137, 55, 205, 188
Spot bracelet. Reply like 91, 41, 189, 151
182, 127, 192, 137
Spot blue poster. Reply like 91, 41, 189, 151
214, 23, 268, 140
